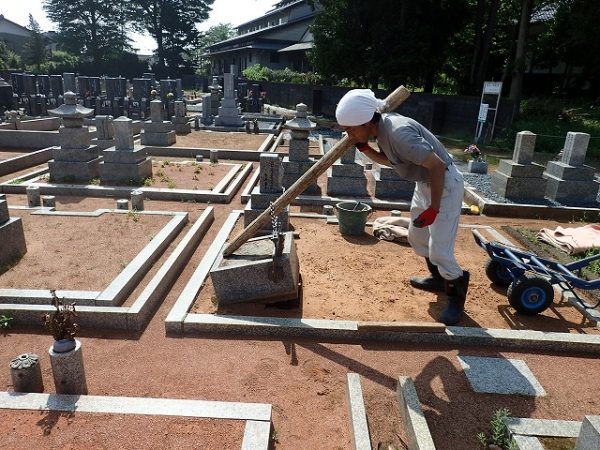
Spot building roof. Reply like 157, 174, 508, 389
0, 14, 32, 37
235, 0, 305, 29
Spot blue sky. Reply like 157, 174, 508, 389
1, 0, 276, 53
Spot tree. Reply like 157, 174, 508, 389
195, 23, 235, 75
508, 0, 534, 110
129, 0, 215, 77
23, 14, 47, 71
0, 42, 23, 70
43, 0, 131, 63
309, 0, 469, 92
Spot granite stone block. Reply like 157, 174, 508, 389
141, 130, 176, 146
289, 139, 309, 161
282, 157, 316, 174
249, 187, 283, 210
174, 122, 191, 134
331, 161, 366, 178
244, 202, 289, 231
259, 153, 284, 194
497, 160, 546, 178
576, 416, 600, 450
41, 196, 56, 208
102, 146, 147, 164
373, 172, 415, 199
563, 132, 590, 167
490, 172, 548, 200
0, 217, 27, 267
544, 161, 595, 181
513, 131, 537, 164
282, 174, 319, 195
544, 174, 600, 205
326, 174, 368, 197
58, 127, 92, 149
142, 121, 175, 133
0, 199, 9, 223
53, 146, 99, 162
379, 166, 405, 181
210, 232, 299, 305
100, 158, 153, 185
48, 157, 101, 182
26, 186, 40, 207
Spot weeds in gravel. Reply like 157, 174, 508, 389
0, 314, 13, 330
477, 408, 518, 450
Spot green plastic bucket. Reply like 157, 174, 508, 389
335, 201, 372, 236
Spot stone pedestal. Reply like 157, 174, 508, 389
10, 353, 44, 393
467, 160, 488, 174
140, 99, 176, 146
209, 77, 221, 117
0, 195, 27, 268
49, 339, 88, 395
214, 73, 244, 127
326, 146, 368, 197
491, 131, 547, 201
131, 190, 144, 211
245, 153, 289, 232
543, 132, 599, 205
374, 166, 415, 199
210, 232, 299, 305
26, 185, 40, 207
100, 116, 152, 185
94, 115, 115, 150
201, 94, 212, 125
282, 103, 319, 195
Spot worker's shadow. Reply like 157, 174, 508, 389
413, 354, 537, 447
341, 233, 380, 246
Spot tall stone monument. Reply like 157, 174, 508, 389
100, 116, 152, 185
281, 103, 319, 195
0, 194, 27, 268
48, 91, 100, 183
491, 131, 547, 201
201, 94, 213, 125
244, 153, 289, 232
140, 99, 176, 146
214, 70, 244, 128
326, 145, 369, 197
94, 115, 115, 150
543, 132, 599, 205
209, 77, 222, 117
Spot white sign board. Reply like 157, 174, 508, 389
483, 81, 502, 95
478, 103, 489, 122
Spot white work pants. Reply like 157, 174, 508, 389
408, 164, 464, 280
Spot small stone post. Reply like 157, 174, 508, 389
131, 190, 144, 211
210, 149, 219, 164
26, 186, 41, 207
49, 339, 88, 395
41, 195, 56, 208
10, 353, 44, 393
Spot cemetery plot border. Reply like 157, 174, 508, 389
0, 391, 272, 450
0, 147, 54, 177
0, 160, 252, 204
165, 211, 600, 355
0, 207, 214, 332
0, 208, 187, 306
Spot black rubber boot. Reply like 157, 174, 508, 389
440, 271, 470, 325
410, 258, 445, 292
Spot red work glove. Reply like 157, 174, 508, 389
413, 207, 439, 228
356, 142, 374, 152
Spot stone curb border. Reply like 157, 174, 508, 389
0, 391, 272, 450
507, 417, 582, 450
0, 207, 214, 332
464, 183, 600, 221
0, 209, 187, 307
397, 376, 437, 450
0, 160, 252, 204
164, 212, 600, 354
346, 373, 371, 450
0, 147, 53, 177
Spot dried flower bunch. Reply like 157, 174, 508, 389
464, 144, 484, 161
41, 290, 80, 341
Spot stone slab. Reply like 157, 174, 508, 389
0, 217, 27, 268
99, 158, 153, 185
288, 139, 309, 161
210, 232, 299, 305
379, 166, 406, 181
282, 173, 319, 195
331, 161, 366, 178
249, 187, 283, 210
53, 146, 99, 162
174, 123, 191, 135
513, 131, 537, 164
326, 173, 368, 197
102, 146, 147, 164
259, 153, 284, 194
497, 160, 546, 178
346, 373, 371, 450
373, 172, 415, 199
490, 172, 548, 200
457, 355, 546, 396
544, 161, 596, 181
563, 132, 590, 167
506, 418, 581, 438
396, 376, 436, 450
143, 121, 175, 133
544, 173, 599, 205
282, 157, 316, 174
512, 435, 544, 450
0, 391, 272, 421
241, 420, 272, 450
141, 130, 176, 146
58, 126, 92, 149
576, 416, 600, 450
48, 157, 101, 183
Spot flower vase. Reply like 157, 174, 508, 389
52, 338, 76, 353
468, 160, 488, 174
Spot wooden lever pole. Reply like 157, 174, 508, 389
223, 85, 411, 257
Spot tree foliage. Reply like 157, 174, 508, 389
43, 0, 131, 63
23, 14, 48, 70
0, 42, 23, 70
128, 0, 215, 77
194, 23, 235, 75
